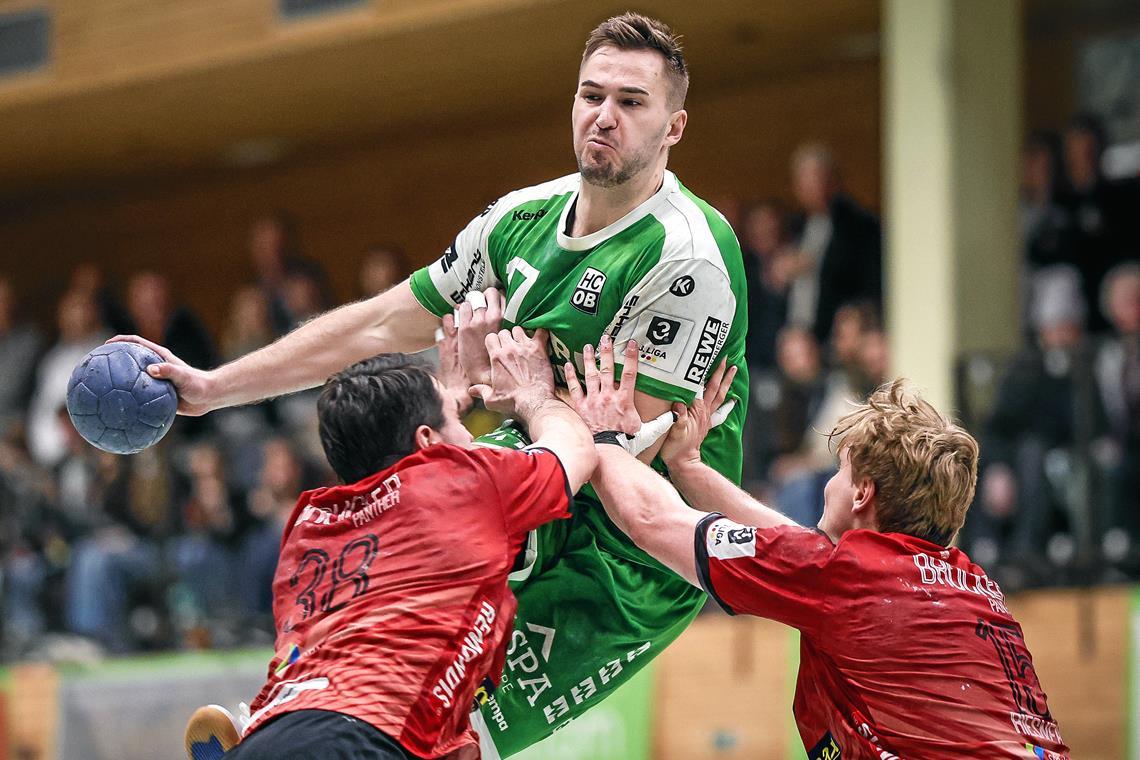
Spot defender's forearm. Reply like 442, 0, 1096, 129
666, 458, 797, 530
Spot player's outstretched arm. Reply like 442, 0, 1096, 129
659, 361, 798, 531
470, 328, 596, 493
112, 279, 438, 416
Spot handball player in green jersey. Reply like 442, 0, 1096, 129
126, 13, 748, 757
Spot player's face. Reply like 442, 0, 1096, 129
434, 382, 474, 448
819, 448, 857, 536
573, 46, 685, 188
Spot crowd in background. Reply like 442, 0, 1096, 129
1, 112, 1138, 660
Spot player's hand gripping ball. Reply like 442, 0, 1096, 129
66, 342, 178, 454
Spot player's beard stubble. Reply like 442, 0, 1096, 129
576, 126, 665, 189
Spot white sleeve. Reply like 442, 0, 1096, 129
605, 258, 735, 400
413, 199, 505, 312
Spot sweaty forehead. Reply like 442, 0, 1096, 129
579, 46, 667, 91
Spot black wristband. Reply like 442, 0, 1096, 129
593, 430, 624, 446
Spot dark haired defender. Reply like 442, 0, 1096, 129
219, 332, 595, 759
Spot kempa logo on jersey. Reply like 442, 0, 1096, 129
684, 317, 728, 384
570, 267, 606, 315
669, 275, 695, 297
512, 208, 548, 222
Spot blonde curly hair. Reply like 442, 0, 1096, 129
829, 379, 979, 545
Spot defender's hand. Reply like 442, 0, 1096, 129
455, 288, 503, 387
469, 327, 556, 417
107, 334, 217, 416
564, 337, 643, 435
660, 359, 737, 468
436, 314, 473, 416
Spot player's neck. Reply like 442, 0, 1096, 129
571, 167, 665, 237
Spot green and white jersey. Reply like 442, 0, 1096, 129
410, 170, 748, 482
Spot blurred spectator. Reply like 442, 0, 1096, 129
125, 271, 217, 371
739, 201, 790, 491
0, 433, 58, 655
358, 243, 408, 298
240, 437, 316, 630
1095, 263, 1140, 556
829, 301, 880, 373
27, 289, 109, 467
220, 286, 275, 363
169, 442, 246, 645
248, 212, 332, 334
777, 143, 882, 344
858, 328, 890, 391
0, 275, 43, 441
767, 327, 842, 526
740, 201, 790, 369
1059, 113, 1137, 332
68, 263, 133, 335
1020, 132, 1077, 331
281, 271, 326, 327
971, 266, 1102, 573
64, 447, 171, 652
125, 271, 218, 440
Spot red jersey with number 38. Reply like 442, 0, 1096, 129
244, 444, 571, 759
695, 516, 1070, 760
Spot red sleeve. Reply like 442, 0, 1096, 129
469, 446, 572, 536
695, 514, 836, 634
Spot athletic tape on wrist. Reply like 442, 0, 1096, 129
593, 431, 624, 446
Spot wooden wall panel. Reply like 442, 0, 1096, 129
0, 59, 880, 340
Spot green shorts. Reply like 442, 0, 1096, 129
473, 423, 707, 757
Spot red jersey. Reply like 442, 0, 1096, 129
245, 444, 571, 759
695, 515, 1069, 760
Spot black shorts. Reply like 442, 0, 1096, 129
225, 709, 413, 760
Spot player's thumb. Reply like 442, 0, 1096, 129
469, 384, 491, 402
146, 362, 175, 380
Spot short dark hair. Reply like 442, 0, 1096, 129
317, 354, 444, 483
582, 13, 689, 110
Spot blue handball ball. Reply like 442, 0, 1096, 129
66, 342, 179, 454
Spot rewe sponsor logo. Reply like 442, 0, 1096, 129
684, 317, 727, 384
